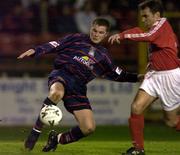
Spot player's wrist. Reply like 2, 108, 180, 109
119, 33, 124, 40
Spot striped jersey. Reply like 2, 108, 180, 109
119, 18, 179, 71
33, 33, 137, 84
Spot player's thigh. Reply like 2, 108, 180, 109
73, 109, 96, 133
48, 82, 65, 102
164, 107, 180, 127
131, 89, 157, 114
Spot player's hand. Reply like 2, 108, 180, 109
108, 34, 121, 44
137, 74, 144, 82
17, 49, 35, 59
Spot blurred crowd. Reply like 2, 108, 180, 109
0, 0, 179, 76
0, 0, 138, 34
0, 0, 179, 34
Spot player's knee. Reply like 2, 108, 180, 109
131, 103, 143, 115
165, 119, 177, 128
49, 90, 63, 103
81, 124, 96, 136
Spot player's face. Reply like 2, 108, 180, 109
90, 24, 108, 44
140, 7, 160, 29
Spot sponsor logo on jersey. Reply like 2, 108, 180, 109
73, 55, 95, 70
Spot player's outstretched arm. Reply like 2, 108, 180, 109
108, 34, 120, 44
17, 49, 35, 59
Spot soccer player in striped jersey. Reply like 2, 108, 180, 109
18, 18, 142, 152
109, 0, 180, 155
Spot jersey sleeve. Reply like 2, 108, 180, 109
33, 34, 76, 57
119, 18, 166, 42
101, 52, 138, 83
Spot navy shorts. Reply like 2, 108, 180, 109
48, 69, 92, 113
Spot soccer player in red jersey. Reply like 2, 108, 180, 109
109, 0, 180, 154
18, 18, 142, 152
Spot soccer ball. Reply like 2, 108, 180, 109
40, 105, 63, 126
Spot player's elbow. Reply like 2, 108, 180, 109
147, 35, 156, 42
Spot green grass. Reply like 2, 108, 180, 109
0, 123, 180, 155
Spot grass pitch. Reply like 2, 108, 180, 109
0, 123, 179, 155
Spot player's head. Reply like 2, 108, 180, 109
138, 0, 164, 29
90, 18, 110, 44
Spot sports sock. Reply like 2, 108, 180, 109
175, 116, 180, 131
58, 126, 85, 144
28, 128, 41, 140
24, 127, 42, 149
33, 97, 56, 132
129, 113, 144, 150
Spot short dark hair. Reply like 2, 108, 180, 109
139, 0, 164, 16
92, 18, 111, 32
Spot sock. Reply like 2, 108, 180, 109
33, 97, 56, 132
58, 126, 85, 144
176, 116, 180, 131
129, 113, 144, 150
27, 127, 41, 140
25, 127, 42, 149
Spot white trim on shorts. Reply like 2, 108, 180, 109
140, 68, 180, 111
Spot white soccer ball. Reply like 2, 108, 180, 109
40, 105, 63, 126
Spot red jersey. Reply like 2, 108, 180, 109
119, 18, 179, 71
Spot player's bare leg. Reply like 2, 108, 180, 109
42, 109, 95, 152
24, 82, 64, 151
